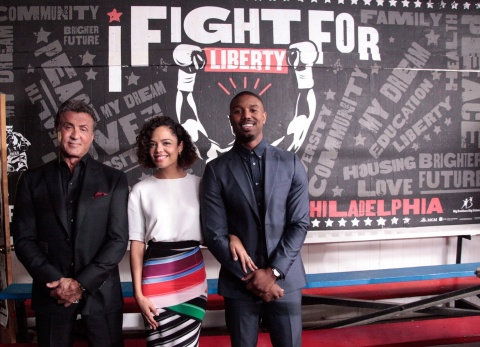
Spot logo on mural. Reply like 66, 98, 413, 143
453, 196, 480, 214
461, 197, 474, 210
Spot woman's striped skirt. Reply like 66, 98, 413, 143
142, 240, 208, 347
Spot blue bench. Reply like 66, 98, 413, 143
1, 262, 480, 342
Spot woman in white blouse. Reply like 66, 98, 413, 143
129, 116, 255, 347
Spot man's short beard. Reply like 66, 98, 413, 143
237, 133, 254, 143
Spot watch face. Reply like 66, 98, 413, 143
273, 268, 281, 278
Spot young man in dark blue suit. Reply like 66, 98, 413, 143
201, 91, 310, 347
12, 100, 129, 347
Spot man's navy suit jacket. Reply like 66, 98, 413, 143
201, 143, 310, 299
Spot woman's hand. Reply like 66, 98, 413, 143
135, 295, 159, 330
229, 234, 258, 273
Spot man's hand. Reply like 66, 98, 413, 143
243, 268, 276, 295
259, 283, 285, 303
242, 267, 285, 302
46, 277, 83, 307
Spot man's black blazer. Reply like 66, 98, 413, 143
12, 155, 129, 314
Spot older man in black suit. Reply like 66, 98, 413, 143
12, 99, 129, 347
201, 91, 310, 347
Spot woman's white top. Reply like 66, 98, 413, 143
128, 173, 203, 244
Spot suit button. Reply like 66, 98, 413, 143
70, 263, 74, 267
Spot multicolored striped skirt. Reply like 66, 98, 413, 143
142, 240, 208, 347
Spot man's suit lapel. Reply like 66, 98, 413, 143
227, 152, 260, 220
43, 161, 70, 235
264, 145, 279, 211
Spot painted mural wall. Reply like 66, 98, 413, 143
1, 0, 479, 239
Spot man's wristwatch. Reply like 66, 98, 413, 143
271, 267, 281, 280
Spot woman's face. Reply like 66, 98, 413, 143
148, 126, 183, 171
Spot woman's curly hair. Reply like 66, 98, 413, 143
136, 116, 199, 169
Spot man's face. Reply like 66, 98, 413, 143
58, 111, 95, 160
229, 94, 267, 148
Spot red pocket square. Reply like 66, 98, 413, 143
93, 192, 108, 198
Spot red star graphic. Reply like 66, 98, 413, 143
107, 8, 122, 23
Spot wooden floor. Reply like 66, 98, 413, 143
3, 316, 480, 347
